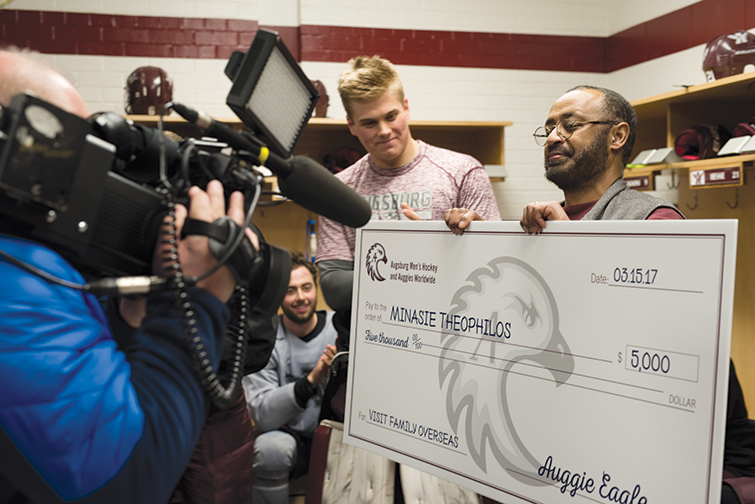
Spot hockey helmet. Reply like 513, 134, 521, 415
674, 124, 732, 160
125, 66, 173, 115
703, 31, 755, 82
732, 117, 755, 137
311, 80, 329, 118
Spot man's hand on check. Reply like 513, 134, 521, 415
520, 201, 570, 235
444, 208, 483, 235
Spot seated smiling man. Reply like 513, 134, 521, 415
243, 253, 337, 504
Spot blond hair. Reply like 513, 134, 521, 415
337, 55, 404, 117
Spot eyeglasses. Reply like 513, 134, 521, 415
533, 119, 618, 147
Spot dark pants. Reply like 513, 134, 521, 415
177, 392, 255, 504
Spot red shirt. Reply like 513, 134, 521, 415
564, 200, 683, 221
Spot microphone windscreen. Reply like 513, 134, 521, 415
277, 156, 371, 228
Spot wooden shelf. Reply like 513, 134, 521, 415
625, 154, 755, 178
631, 72, 755, 156
663, 153, 755, 170
129, 115, 511, 168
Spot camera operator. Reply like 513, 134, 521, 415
0, 47, 257, 504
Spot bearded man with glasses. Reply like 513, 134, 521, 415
521, 85, 682, 232
521, 85, 755, 504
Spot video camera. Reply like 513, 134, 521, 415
0, 28, 370, 285
0, 29, 371, 406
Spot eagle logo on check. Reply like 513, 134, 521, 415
439, 257, 575, 483
366, 243, 387, 282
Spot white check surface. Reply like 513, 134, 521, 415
344, 219, 737, 504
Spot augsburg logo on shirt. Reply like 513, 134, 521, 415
366, 191, 432, 219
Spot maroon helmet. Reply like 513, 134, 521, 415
703, 31, 755, 82
125, 66, 173, 115
732, 117, 755, 137
310, 80, 329, 118
674, 124, 732, 160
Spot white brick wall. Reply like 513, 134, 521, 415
607, 44, 713, 102
19, 0, 719, 219
607, 0, 699, 36
298, 0, 698, 37
48, 54, 235, 118
12, 0, 262, 19
300, 0, 608, 36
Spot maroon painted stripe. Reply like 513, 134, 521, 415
0, 1, 753, 73
606, 0, 755, 72
300, 26, 606, 72
0, 10, 300, 61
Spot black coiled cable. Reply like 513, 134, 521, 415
157, 185, 249, 409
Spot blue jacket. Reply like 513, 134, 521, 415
0, 235, 229, 503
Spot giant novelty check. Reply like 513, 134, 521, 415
343, 219, 737, 504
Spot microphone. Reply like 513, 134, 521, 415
277, 156, 371, 228
171, 103, 371, 228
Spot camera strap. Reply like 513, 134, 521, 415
181, 215, 233, 243
181, 216, 262, 285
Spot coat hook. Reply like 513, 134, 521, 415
686, 190, 698, 211
666, 170, 680, 189
727, 187, 739, 209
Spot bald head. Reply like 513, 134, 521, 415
0, 49, 88, 118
